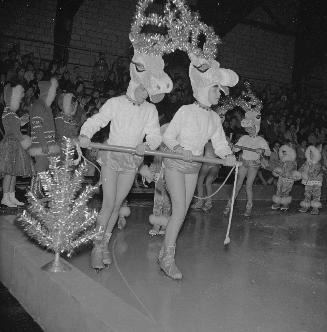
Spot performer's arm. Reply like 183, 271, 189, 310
260, 137, 271, 157
80, 99, 115, 139
163, 108, 183, 150
211, 115, 233, 158
144, 107, 162, 150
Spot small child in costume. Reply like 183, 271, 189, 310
55, 93, 79, 144
148, 123, 171, 235
224, 86, 271, 217
29, 78, 60, 197
298, 145, 323, 215
0, 84, 34, 207
271, 144, 301, 211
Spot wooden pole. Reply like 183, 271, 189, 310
88, 143, 238, 166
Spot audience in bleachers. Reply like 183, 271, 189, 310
1, 45, 327, 189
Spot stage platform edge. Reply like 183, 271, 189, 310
0, 217, 162, 332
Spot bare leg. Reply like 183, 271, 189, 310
164, 169, 198, 247
2, 175, 11, 193
97, 167, 118, 231
9, 176, 16, 193
1, 175, 16, 207
8, 175, 24, 205
204, 165, 220, 198
244, 167, 259, 216
191, 164, 208, 209
105, 171, 136, 235
159, 168, 198, 279
257, 169, 267, 185
223, 166, 248, 215
91, 167, 118, 270
203, 165, 220, 212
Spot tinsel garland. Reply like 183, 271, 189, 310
129, 0, 220, 59
19, 138, 99, 257
234, 82, 263, 114
215, 96, 236, 116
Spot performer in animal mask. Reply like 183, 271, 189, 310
223, 85, 271, 218
79, 2, 173, 271
156, 12, 238, 278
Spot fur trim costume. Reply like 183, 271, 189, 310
299, 145, 323, 214
29, 78, 60, 163
0, 84, 34, 177
271, 145, 300, 210
233, 85, 271, 167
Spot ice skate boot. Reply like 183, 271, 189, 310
9, 193, 24, 206
91, 228, 105, 272
158, 245, 182, 280
280, 205, 289, 212
310, 208, 319, 215
191, 199, 203, 210
117, 216, 126, 230
1, 194, 17, 208
202, 199, 213, 213
271, 203, 280, 210
299, 200, 310, 213
102, 233, 112, 266
223, 199, 231, 216
149, 224, 161, 236
243, 202, 252, 217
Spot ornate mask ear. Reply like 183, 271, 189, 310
182, 9, 238, 106
215, 96, 235, 120
127, 0, 183, 101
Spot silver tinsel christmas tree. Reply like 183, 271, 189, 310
20, 138, 99, 272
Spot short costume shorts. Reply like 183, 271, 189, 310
161, 145, 201, 174
97, 150, 143, 173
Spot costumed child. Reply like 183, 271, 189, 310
0, 84, 34, 207
155, 15, 238, 278
29, 78, 60, 197
78, 18, 173, 270
223, 86, 271, 217
298, 145, 323, 215
55, 93, 79, 144
148, 123, 171, 236
271, 144, 301, 211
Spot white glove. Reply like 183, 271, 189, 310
79, 135, 91, 148
223, 154, 236, 166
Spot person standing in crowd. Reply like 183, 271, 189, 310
0, 84, 33, 207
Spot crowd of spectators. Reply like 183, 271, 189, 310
1, 46, 327, 186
